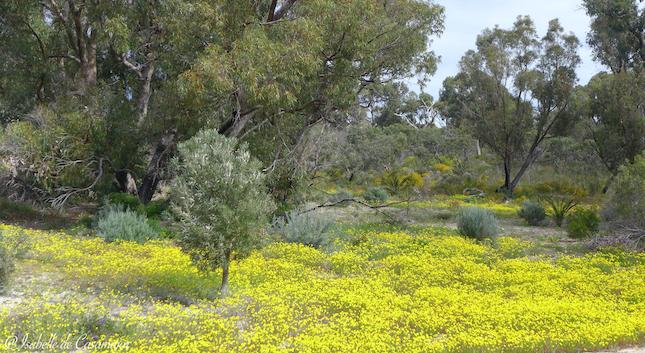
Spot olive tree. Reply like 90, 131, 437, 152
170, 129, 275, 294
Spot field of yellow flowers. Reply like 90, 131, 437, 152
0, 223, 643, 352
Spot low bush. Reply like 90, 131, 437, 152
106, 192, 168, 219
107, 192, 140, 211
362, 186, 389, 203
273, 209, 334, 248
457, 207, 498, 241
0, 234, 15, 292
518, 201, 546, 226
142, 200, 168, 218
96, 204, 159, 243
566, 208, 600, 239
542, 196, 577, 227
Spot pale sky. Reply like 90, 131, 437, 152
421, 0, 606, 100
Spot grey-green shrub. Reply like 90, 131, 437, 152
518, 201, 546, 226
0, 234, 15, 292
362, 186, 389, 203
273, 209, 334, 248
96, 204, 159, 243
170, 129, 275, 293
566, 208, 599, 239
457, 206, 498, 241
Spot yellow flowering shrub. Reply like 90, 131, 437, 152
0, 224, 643, 352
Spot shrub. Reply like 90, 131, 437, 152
273, 209, 334, 248
0, 234, 15, 292
457, 207, 498, 241
380, 170, 424, 196
566, 208, 600, 239
518, 201, 546, 226
170, 129, 275, 294
107, 192, 140, 211
601, 152, 645, 247
362, 186, 389, 203
141, 200, 168, 219
96, 204, 159, 243
107, 192, 168, 219
542, 196, 577, 227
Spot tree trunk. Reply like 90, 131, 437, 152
220, 261, 230, 295
502, 156, 512, 193
220, 248, 232, 295
115, 170, 138, 194
138, 131, 176, 204
508, 148, 542, 194
136, 62, 155, 127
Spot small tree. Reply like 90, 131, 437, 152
170, 129, 275, 294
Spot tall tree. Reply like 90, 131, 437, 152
583, 0, 643, 74
0, 0, 445, 206
582, 0, 644, 189
438, 17, 580, 194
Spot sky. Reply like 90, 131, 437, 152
420, 0, 606, 100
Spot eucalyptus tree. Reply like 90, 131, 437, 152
583, 0, 643, 74
439, 17, 580, 194
1, 0, 445, 206
169, 0, 445, 203
581, 0, 644, 187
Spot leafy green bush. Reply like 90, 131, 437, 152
380, 169, 424, 196
107, 192, 168, 219
0, 234, 15, 292
362, 186, 389, 203
273, 209, 334, 248
107, 192, 140, 211
542, 196, 577, 227
142, 200, 168, 218
96, 204, 159, 243
457, 207, 498, 241
566, 208, 600, 239
518, 201, 546, 226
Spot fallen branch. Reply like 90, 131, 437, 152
296, 198, 416, 224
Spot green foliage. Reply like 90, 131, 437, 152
566, 208, 600, 239
143, 200, 168, 219
106, 193, 168, 219
457, 207, 498, 241
542, 196, 578, 227
0, 234, 15, 292
440, 17, 581, 193
107, 193, 140, 211
585, 72, 644, 176
582, 0, 643, 72
272, 210, 334, 249
362, 186, 390, 203
518, 201, 546, 226
601, 152, 645, 243
0, 198, 39, 220
170, 129, 275, 293
380, 170, 424, 196
96, 204, 159, 243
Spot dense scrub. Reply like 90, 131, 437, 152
0, 224, 643, 352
